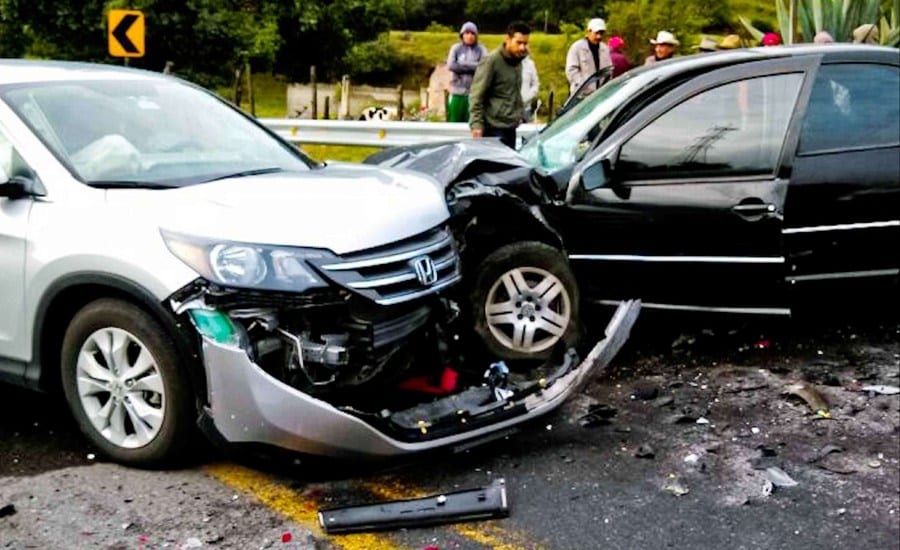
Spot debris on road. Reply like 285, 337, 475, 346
804, 444, 844, 464
577, 403, 618, 427
317, 478, 509, 534
0, 504, 16, 518
783, 382, 831, 418
635, 445, 655, 459
764, 467, 799, 488
860, 385, 900, 395
662, 475, 690, 497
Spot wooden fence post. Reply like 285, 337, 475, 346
340, 75, 351, 119
245, 59, 255, 117
396, 85, 404, 121
324, 96, 330, 120
548, 90, 555, 123
310, 66, 318, 119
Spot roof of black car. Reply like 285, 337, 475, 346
628, 44, 898, 81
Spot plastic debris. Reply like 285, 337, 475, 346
805, 444, 844, 464
818, 455, 858, 475
860, 385, 900, 395
0, 504, 16, 518
696, 417, 710, 425
578, 404, 617, 427
684, 453, 700, 464
662, 475, 690, 496
281, 532, 292, 543
635, 444, 656, 459
783, 382, 831, 418
751, 427, 761, 435
764, 466, 798, 487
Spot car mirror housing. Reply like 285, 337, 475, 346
582, 159, 612, 191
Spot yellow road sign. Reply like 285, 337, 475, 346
108, 9, 145, 58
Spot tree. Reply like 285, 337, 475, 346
740, 0, 899, 46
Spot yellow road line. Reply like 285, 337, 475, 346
205, 463, 400, 550
208, 463, 543, 550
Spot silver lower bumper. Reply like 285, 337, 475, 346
201, 300, 640, 458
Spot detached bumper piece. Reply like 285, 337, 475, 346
318, 478, 509, 534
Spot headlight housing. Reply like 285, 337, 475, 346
162, 230, 329, 292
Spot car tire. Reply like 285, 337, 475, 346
60, 298, 194, 467
471, 241, 580, 361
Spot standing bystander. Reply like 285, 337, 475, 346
644, 31, 679, 65
608, 36, 631, 78
469, 22, 531, 148
566, 18, 613, 97
520, 54, 540, 122
446, 21, 489, 122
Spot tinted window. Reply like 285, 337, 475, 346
618, 73, 803, 180
799, 64, 900, 154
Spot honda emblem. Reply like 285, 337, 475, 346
411, 255, 438, 286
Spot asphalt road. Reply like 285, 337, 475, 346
1, 311, 898, 549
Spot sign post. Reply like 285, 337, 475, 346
108, 9, 145, 59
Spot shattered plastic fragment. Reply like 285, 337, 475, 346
783, 382, 830, 418
281, 532, 292, 543
860, 385, 900, 395
662, 475, 689, 496
764, 467, 798, 487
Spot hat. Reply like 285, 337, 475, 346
813, 30, 834, 44
459, 21, 478, 36
761, 32, 782, 46
852, 23, 879, 44
718, 34, 742, 49
695, 37, 718, 51
608, 36, 625, 51
650, 31, 679, 46
587, 18, 607, 32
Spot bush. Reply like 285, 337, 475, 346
344, 34, 430, 87
425, 21, 455, 33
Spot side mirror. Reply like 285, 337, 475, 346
582, 159, 612, 191
0, 167, 38, 200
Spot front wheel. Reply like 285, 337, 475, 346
471, 242, 580, 361
60, 298, 194, 467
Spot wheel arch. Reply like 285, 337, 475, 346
456, 195, 564, 280
29, 273, 205, 402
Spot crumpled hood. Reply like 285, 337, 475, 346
106, 164, 449, 255
365, 139, 533, 187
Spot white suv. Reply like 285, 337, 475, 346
0, 60, 635, 467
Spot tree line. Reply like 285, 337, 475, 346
0, 0, 745, 87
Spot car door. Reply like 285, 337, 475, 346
0, 124, 33, 381
784, 61, 900, 304
550, 57, 815, 313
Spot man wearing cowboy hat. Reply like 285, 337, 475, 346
565, 18, 613, 97
644, 30, 679, 65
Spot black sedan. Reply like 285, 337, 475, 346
369, 45, 899, 361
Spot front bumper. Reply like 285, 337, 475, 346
200, 300, 640, 458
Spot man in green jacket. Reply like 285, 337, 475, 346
469, 21, 531, 148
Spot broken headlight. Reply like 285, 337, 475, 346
162, 230, 330, 292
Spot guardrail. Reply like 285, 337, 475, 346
259, 118, 543, 148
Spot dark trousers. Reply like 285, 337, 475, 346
484, 126, 517, 149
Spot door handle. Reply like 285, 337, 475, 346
732, 203, 776, 214
731, 201, 778, 221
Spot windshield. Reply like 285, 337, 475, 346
519, 70, 659, 172
0, 78, 313, 187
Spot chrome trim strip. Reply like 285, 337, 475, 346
347, 256, 457, 289
373, 273, 462, 306
569, 254, 784, 264
321, 234, 452, 271
788, 268, 898, 282
592, 299, 791, 315
783, 220, 899, 234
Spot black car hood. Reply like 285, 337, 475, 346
364, 139, 534, 187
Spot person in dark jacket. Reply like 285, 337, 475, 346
469, 21, 531, 148
607, 35, 631, 78
446, 21, 489, 122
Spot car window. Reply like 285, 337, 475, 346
618, 73, 804, 181
1, 79, 313, 186
798, 64, 900, 154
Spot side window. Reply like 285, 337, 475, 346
799, 64, 900, 154
618, 73, 803, 180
